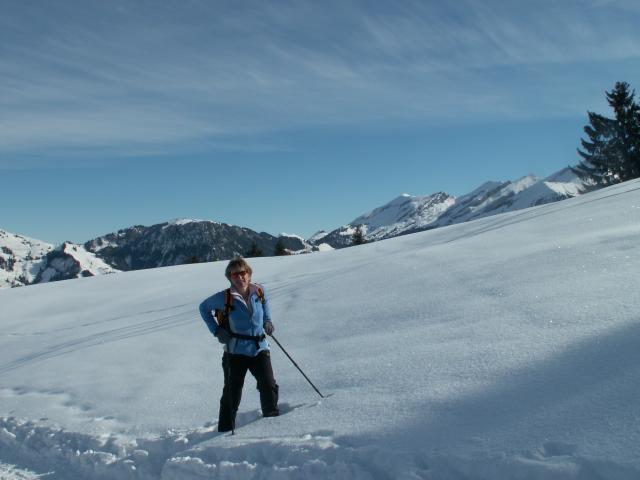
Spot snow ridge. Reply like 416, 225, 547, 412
2, 415, 636, 479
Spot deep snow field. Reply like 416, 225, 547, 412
1, 178, 640, 479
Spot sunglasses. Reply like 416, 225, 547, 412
230, 270, 249, 279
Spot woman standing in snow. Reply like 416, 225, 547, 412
199, 257, 279, 432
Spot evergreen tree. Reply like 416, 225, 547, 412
578, 82, 640, 184
246, 241, 263, 257
608, 82, 640, 181
352, 225, 366, 246
577, 110, 616, 184
274, 238, 287, 256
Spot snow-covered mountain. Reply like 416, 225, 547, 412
36, 242, 120, 283
0, 230, 53, 288
2, 178, 640, 479
1, 220, 313, 289
434, 168, 595, 228
1, 166, 596, 288
311, 166, 596, 248
0, 231, 119, 288
312, 192, 455, 248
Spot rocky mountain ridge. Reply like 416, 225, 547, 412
1, 221, 311, 288
2, 166, 597, 288
83, 219, 310, 271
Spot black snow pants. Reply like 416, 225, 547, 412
218, 350, 279, 432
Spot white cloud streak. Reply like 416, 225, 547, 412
0, 0, 639, 161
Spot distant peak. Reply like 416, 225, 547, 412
279, 232, 304, 241
167, 218, 205, 226
514, 174, 539, 183
388, 193, 414, 205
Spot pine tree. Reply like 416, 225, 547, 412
577, 110, 616, 184
608, 82, 640, 181
274, 238, 287, 256
246, 242, 263, 257
578, 82, 640, 184
352, 225, 366, 246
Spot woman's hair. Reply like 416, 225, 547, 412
225, 256, 253, 280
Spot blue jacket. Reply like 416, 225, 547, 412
199, 283, 272, 356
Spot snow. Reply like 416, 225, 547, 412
313, 167, 588, 248
0, 230, 53, 288
507, 168, 593, 211
164, 219, 209, 228
59, 243, 118, 276
0, 462, 47, 479
278, 233, 305, 241
89, 239, 119, 253
2, 178, 640, 479
316, 243, 334, 252
307, 231, 328, 243
37, 242, 119, 283
351, 192, 455, 239
449, 175, 540, 220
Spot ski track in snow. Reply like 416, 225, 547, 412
0, 310, 195, 376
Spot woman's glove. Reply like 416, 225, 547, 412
263, 321, 274, 335
215, 327, 232, 344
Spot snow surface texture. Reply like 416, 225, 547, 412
1, 179, 640, 479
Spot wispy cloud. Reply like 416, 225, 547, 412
1, 0, 639, 161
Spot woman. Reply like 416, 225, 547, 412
199, 256, 279, 432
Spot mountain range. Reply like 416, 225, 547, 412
310, 166, 594, 248
1, 165, 595, 288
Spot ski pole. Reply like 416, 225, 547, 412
224, 351, 235, 435
268, 334, 326, 398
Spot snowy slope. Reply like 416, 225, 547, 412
0, 230, 53, 288
1, 179, 640, 479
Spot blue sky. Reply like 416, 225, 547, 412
2, 0, 640, 244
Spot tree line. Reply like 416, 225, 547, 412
577, 81, 640, 184
245, 238, 287, 258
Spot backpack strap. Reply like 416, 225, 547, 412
215, 288, 234, 330
224, 288, 233, 316
255, 286, 266, 305
217, 287, 268, 349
